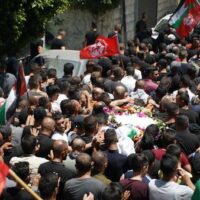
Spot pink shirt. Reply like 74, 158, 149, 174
144, 79, 158, 94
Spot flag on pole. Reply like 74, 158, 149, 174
0, 62, 27, 125
80, 35, 120, 59
0, 160, 9, 194
169, 0, 200, 38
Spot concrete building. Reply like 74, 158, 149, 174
48, 0, 179, 50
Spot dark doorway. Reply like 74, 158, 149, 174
137, 0, 158, 28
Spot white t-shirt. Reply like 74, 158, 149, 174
130, 89, 149, 104
10, 155, 48, 175
149, 179, 193, 200
173, 88, 195, 103
134, 69, 142, 80
52, 131, 68, 143
121, 76, 136, 94
83, 74, 91, 84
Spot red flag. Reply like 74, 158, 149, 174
169, 0, 200, 38
0, 161, 9, 194
80, 35, 120, 59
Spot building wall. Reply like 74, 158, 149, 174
124, 0, 136, 40
157, 0, 179, 20
48, 0, 178, 50
48, 7, 122, 50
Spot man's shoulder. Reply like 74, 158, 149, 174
66, 177, 104, 186
6, 73, 16, 79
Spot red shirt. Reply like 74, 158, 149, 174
152, 148, 189, 167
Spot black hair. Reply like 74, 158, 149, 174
155, 86, 167, 99
142, 150, 155, 166
165, 102, 179, 116
38, 97, 49, 108
166, 144, 181, 159
0, 125, 12, 141
64, 63, 74, 75
52, 112, 63, 121
12, 162, 30, 181
56, 80, 70, 93
46, 84, 60, 98
160, 128, 176, 148
177, 90, 189, 105
160, 154, 178, 177
6, 57, 19, 77
104, 129, 118, 146
145, 54, 156, 65
126, 66, 135, 76
34, 107, 47, 122
39, 173, 59, 199
21, 134, 37, 154
92, 22, 97, 29
175, 114, 189, 129
112, 67, 123, 80
28, 74, 42, 89
90, 71, 102, 86
100, 92, 111, 106
102, 183, 123, 200
34, 56, 45, 67
21, 126, 32, 138
18, 108, 29, 125
84, 115, 97, 134
129, 153, 148, 172
140, 134, 154, 150
96, 113, 108, 125
60, 99, 71, 117
144, 124, 159, 138
47, 68, 57, 79
181, 74, 191, 88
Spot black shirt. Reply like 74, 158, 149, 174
104, 149, 127, 182
39, 161, 76, 200
176, 129, 200, 156
51, 38, 65, 49
2, 188, 34, 200
85, 30, 99, 45
37, 134, 53, 159
180, 108, 200, 125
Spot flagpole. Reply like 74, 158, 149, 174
9, 169, 42, 200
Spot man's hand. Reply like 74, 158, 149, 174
123, 190, 130, 200
178, 168, 195, 190
83, 193, 94, 200
31, 128, 39, 137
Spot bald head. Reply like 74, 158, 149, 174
92, 87, 104, 101
76, 153, 92, 174
92, 151, 108, 174
114, 85, 127, 99
135, 80, 145, 90
52, 140, 68, 158
71, 138, 86, 152
41, 117, 55, 136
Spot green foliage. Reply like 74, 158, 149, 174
0, 0, 68, 56
67, 0, 121, 14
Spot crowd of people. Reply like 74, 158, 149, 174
1, 18, 200, 200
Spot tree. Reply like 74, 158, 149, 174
67, 0, 121, 14
0, 0, 68, 56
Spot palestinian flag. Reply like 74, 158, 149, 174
169, 0, 200, 38
0, 62, 27, 125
